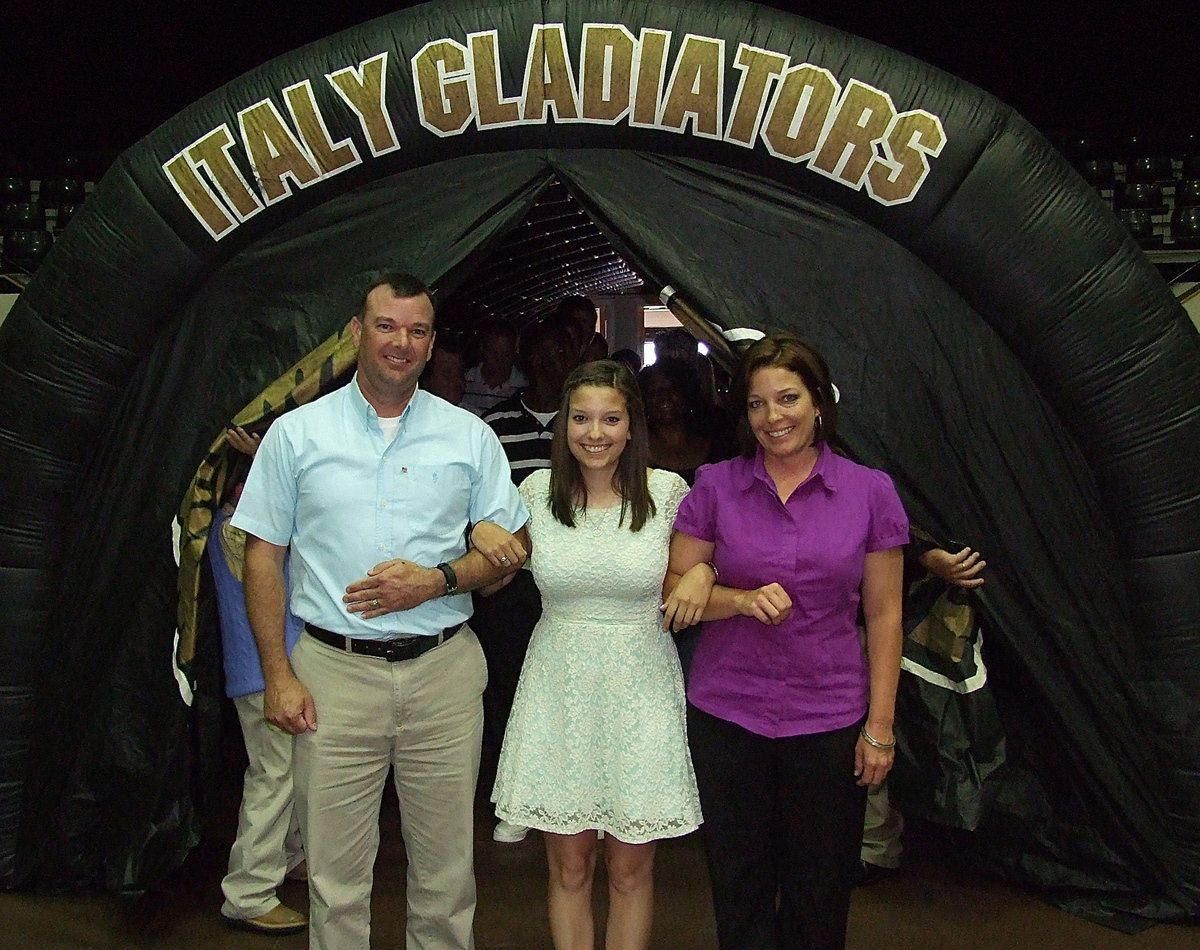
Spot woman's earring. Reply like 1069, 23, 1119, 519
814, 413, 823, 440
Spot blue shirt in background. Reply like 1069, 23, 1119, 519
209, 506, 305, 698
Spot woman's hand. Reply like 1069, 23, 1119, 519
919, 546, 985, 589
470, 521, 527, 570
734, 583, 792, 624
854, 728, 895, 787
661, 562, 716, 631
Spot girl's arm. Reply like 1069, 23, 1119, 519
664, 531, 792, 626
469, 521, 531, 596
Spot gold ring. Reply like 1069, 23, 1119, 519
371, 598, 380, 608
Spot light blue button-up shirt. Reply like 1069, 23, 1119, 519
232, 374, 528, 639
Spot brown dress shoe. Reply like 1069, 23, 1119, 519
223, 903, 307, 935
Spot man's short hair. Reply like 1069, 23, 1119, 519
553, 294, 596, 319
358, 271, 435, 321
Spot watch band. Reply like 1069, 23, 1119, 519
435, 561, 459, 596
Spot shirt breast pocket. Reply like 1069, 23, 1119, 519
390, 463, 472, 536
396, 463, 470, 501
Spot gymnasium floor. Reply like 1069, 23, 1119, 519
2, 784, 1197, 950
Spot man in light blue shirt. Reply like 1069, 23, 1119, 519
233, 272, 529, 950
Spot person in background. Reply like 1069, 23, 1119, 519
233, 272, 529, 949
489, 360, 708, 950
581, 330, 609, 364
420, 333, 468, 406
553, 295, 599, 363
213, 425, 307, 936
652, 327, 699, 364
665, 333, 908, 950
638, 358, 736, 679
859, 539, 986, 883
610, 347, 643, 377
463, 316, 528, 415
473, 315, 578, 844
639, 359, 734, 487
653, 327, 719, 406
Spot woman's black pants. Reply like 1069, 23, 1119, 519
688, 705, 867, 950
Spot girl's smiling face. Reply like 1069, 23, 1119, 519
566, 384, 632, 476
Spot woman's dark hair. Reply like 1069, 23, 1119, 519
732, 334, 839, 457
549, 360, 656, 531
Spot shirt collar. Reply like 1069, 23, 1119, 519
739, 441, 838, 495
347, 373, 421, 431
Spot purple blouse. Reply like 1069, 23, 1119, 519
674, 443, 909, 738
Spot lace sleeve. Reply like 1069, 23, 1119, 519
653, 469, 691, 525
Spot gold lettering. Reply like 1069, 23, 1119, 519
469, 31, 520, 127
238, 100, 321, 204
411, 39, 473, 136
163, 152, 237, 239
522, 24, 580, 122
867, 110, 946, 204
812, 80, 895, 187
761, 64, 838, 161
659, 35, 724, 137
284, 80, 359, 175
186, 126, 262, 219
581, 25, 635, 123
725, 44, 788, 147
328, 53, 399, 155
631, 29, 670, 127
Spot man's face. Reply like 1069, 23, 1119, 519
351, 285, 435, 412
526, 329, 575, 393
568, 306, 596, 360
481, 333, 517, 376
424, 348, 466, 405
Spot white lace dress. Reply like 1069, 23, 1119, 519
492, 468, 702, 843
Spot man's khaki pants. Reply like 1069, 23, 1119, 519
221, 691, 305, 919
292, 627, 486, 950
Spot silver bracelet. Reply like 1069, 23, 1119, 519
860, 726, 896, 750
705, 561, 719, 581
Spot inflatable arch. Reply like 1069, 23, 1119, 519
0, 0, 1198, 926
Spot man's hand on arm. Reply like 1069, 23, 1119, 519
344, 524, 530, 618
244, 534, 317, 734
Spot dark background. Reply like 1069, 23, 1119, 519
2, 1, 1198, 178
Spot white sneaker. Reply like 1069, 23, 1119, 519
493, 819, 530, 843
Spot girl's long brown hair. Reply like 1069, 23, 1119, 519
549, 360, 656, 531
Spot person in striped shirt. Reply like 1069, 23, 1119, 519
475, 314, 578, 842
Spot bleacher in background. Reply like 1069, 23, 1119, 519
1068, 133, 1200, 256
1, 157, 92, 281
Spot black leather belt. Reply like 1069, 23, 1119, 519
305, 623, 463, 662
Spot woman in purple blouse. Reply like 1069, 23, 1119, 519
663, 334, 908, 950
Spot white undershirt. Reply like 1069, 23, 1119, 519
524, 405, 557, 427
378, 415, 401, 441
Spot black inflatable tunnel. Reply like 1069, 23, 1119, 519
0, 0, 1197, 929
